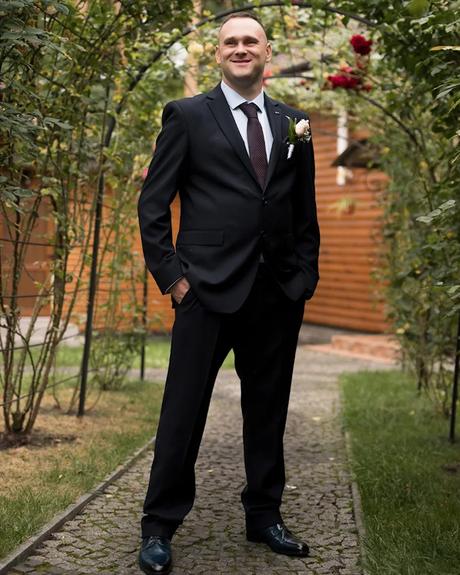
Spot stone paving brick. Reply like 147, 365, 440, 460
6, 348, 392, 574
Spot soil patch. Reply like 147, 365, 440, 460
0, 431, 78, 450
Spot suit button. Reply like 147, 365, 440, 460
263, 199, 268, 206
260, 230, 265, 236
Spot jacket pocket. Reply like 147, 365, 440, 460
176, 229, 224, 246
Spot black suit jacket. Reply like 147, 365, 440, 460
137, 82, 320, 313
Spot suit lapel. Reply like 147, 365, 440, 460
206, 84, 260, 190
263, 94, 283, 192
206, 83, 284, 194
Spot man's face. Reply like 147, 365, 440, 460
215, 17, 272, 88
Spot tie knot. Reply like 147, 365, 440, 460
239, 102, 260, 119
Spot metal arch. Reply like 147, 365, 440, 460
186, 2, 377, 31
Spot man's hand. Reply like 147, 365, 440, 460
171, 277, 191, 304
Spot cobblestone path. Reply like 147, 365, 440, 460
7, 348, 392, 575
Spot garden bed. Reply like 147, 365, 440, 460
0, 378, 164, 559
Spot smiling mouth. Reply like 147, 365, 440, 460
232, 60, 251, 64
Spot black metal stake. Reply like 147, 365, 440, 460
78, 169, 105, 417
78, 67, 115, 417
449, 311, 460, 443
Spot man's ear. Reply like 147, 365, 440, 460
266, 42, 272, 63
215, 45, 221, 64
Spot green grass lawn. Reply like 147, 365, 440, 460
27, 336, 173, 368
341, 370, 460, 575
129, 337, 235, 370
31, 336, 235, 370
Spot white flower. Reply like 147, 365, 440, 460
285, 116, 312, 158
187, 41, 204, 57
295, 119, 310, 138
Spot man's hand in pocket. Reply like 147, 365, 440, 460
171, 277, 191, 304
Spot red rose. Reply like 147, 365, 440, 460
328, 74, 348, 89
327, 72, 361, 90
350, 34, 372, 55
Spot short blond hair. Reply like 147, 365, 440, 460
218, 11, 268, 38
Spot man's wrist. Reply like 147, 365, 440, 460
165, 276, 184, 294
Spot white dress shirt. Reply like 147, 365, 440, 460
220, 79, 273, 162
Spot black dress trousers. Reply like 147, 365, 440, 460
141, 262, 305, 539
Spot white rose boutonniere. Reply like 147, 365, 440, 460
285, 116, 312, 159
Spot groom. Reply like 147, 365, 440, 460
137, 11, 320, 574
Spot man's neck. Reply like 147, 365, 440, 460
221, 77, 263, 101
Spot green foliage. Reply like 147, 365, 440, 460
90, 333, 140, 391
378, 120, 459, 413
0, 0, 193, 433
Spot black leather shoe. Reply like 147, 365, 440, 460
138, 535, 172, 574
246, 522, 310, 557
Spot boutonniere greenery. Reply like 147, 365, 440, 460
285, 116, 312, 159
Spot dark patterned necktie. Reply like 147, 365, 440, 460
238, 102, 268, 188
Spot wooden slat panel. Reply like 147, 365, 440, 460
305, 112, 388, 333
306, 303, 384, 322
312, 294, 384, 311
1, 196, 52, 316
305, 312, 388, 333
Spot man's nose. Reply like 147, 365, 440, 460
235, 43, 247, 53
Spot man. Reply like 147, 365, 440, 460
137, 11, 320, 574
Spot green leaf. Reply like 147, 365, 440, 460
439, 199, 456, 211
12, 187, 34, 198
430, 46, 460, 52
43, 117, 73, 130
55, 3, 70, 16
1, 190, 17, 202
